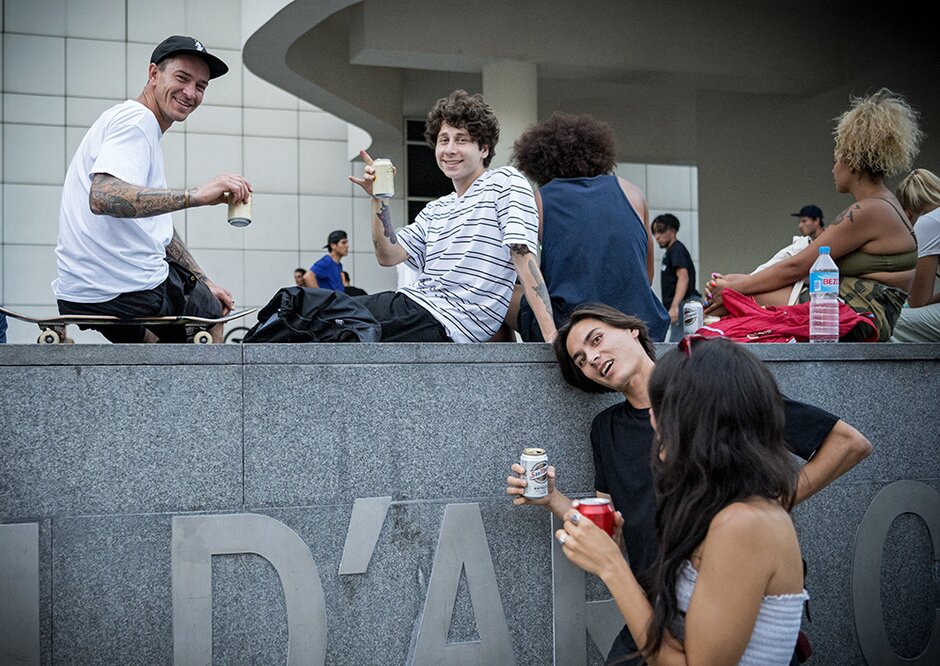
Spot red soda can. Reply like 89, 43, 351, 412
575, 498, 615, 536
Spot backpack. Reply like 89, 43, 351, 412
242, 286, 381, 343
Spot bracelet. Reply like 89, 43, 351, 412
183, 189, 190, 209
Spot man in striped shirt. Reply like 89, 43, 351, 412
349, 89, 556, 343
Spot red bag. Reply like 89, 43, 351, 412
698, 289, 878, 342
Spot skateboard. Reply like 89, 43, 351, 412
0, 305, 257, 344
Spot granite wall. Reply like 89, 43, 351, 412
1, 342, 938, 665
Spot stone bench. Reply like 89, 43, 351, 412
1, 342, 937, 665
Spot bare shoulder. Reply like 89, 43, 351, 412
617, 176, 648, 216
708, 498, 793, 542
836, 197, 901, 227
616, 176, 645, 201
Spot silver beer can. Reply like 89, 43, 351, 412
520, 447, 549, 499
371, 158, 395, 199
682, 300, 704, 335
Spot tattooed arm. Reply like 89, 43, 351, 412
89, 172, 252, 217
369, 198, 409, 266
509, 244, 556, 342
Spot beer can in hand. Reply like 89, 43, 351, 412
520, 447, 549, 499
682, 300, 704, 335
227, 193, 252, 227
575, 497, 615, 536
371, 158, 395, 199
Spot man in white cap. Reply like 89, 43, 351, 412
53, 35, 252, 342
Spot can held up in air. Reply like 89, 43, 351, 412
227, 193, 252, 227
371, 158, 395, 199
520, 447, 549, 499
574, 497, 616, 537
682, 300, 704, 335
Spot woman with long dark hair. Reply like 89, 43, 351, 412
555, 336, 807, 664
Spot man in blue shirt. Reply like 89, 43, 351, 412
304, 229, 348, 291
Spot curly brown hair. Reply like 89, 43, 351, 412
833, 88, 924, 178
424, 90, 499, 167
511, 112, 617, 186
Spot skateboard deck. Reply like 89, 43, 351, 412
0, 305, 257, 344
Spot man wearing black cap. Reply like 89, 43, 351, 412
52, 35, 252, 343
303, 230, 349, 291
793, 204, 825, 240
748, 204, 827, 305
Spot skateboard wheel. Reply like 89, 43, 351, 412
193, 331, 213, 344
38, 329, 60, 344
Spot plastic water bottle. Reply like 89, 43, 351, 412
809, 246, 839, 342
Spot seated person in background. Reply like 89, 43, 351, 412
305, 230, 348, 291
506, 303, 872, 665
793, 204, 825, 241
890, 168, 940, 341
555, 337, 815, 665
707, 88, 923, 342
293, 268, 306, 287
349, 89, 555, 343
508, 113, 669, 342
749, 205, 826, 306
341, 271, 368, 297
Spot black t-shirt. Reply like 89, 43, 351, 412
592, 396, 838, 664
660, 240, 700, 309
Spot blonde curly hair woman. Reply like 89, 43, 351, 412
707, 88, 924, 341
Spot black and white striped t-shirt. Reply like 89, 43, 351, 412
397, 167, 539, 342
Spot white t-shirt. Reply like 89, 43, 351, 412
914, 208, 940, 258
53, 100, 173, 302
397, 167, 539, 342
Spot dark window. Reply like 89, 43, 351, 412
406, 120, 426, 143
406, 119, 452, 224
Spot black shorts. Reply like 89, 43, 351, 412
58, 261, 221, 343
352, 291, 450, 342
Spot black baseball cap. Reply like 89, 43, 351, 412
150, 36, 228, 79
791, 204, 823, 220
324, 230, 348, 249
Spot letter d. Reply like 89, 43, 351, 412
172, 513, 326, 665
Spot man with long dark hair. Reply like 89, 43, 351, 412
506, 303, 872, 664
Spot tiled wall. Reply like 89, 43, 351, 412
617, 162, 700, 301
0, 0, 698, 344
0, 0, 402, 343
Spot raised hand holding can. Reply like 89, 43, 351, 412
520, 447, 549, 498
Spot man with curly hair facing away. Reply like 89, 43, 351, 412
707, 88, 924, 341
349, 90, 555, 342
509, 113, 670, 342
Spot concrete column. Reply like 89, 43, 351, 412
482, 61, 537, 168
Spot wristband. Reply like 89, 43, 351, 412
183, 189, 189, 208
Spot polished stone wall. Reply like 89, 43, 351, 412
1, 342, 937, 665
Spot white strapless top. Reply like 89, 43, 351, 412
675, 560, 809, 666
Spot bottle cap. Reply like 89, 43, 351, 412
819, 246, 830, 254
